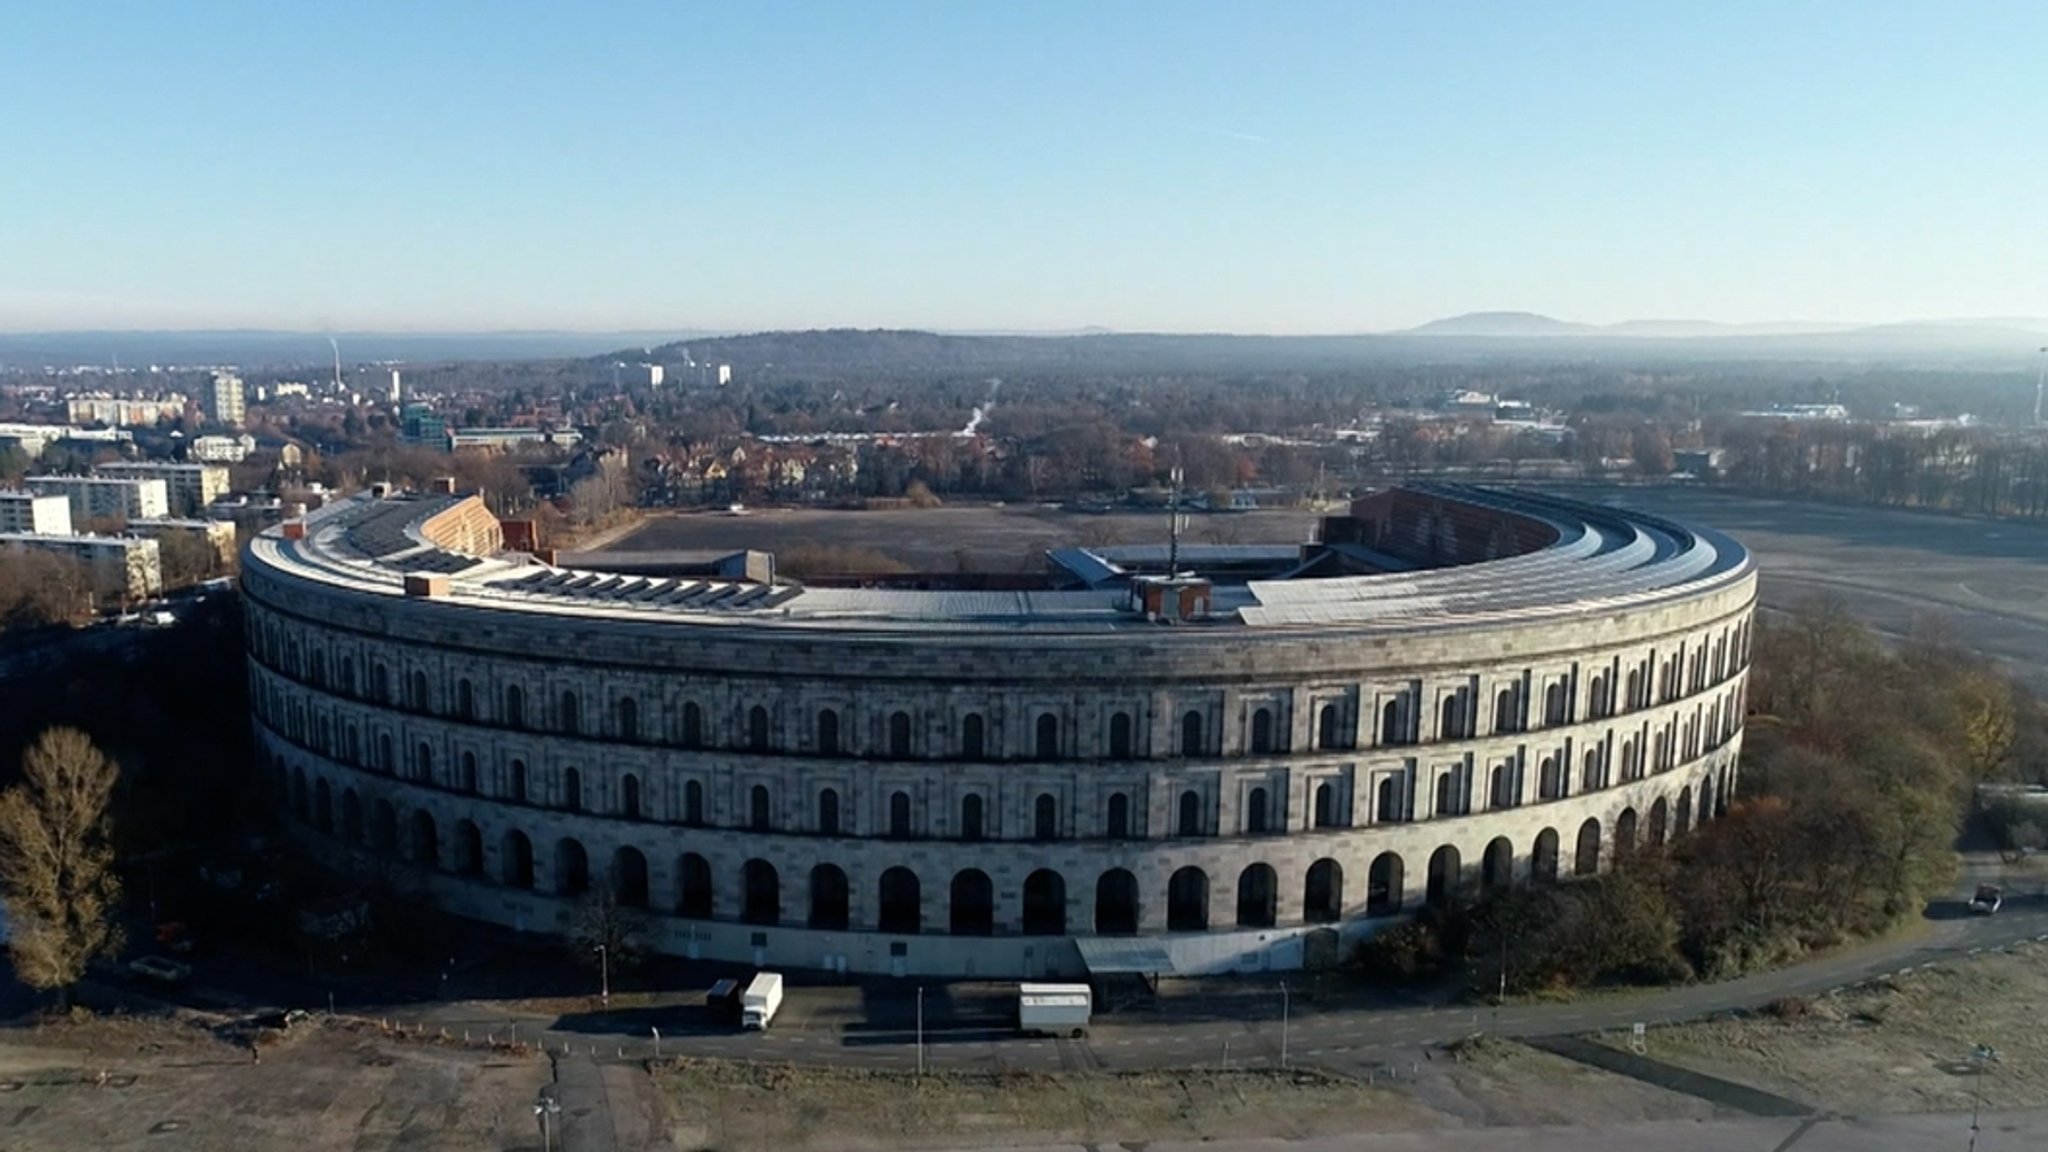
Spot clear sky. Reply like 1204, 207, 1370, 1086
5, 1, 2046, 333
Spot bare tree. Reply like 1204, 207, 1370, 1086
0, 729, 123, 1004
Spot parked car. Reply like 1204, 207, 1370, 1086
1970, 884, 2004, 914
129, 955, 193, 985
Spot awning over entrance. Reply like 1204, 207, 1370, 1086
1075, 936, 1176, 976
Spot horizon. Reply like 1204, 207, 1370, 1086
8, 2, 2048, 331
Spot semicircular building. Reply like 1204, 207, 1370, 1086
243, 484, 1754, 977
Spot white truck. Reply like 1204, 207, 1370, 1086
741, 972, 784, 1030
1018, 982, 1092, 1037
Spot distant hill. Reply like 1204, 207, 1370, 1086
1406, 312, 1596, 337
0, 329, 714, 370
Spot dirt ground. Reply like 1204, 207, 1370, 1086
611, 505, 1318, 572
0, 1010, 546, 1152
1617, 939, 2048, 1114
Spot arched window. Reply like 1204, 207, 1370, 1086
1589, 673, 1609, 718
1313, 782, 1337, 828
1489, 762, 1515, 808
1250, 708, 1275, 754
613, 847, 649, 908
617, 696, 639, 742
1381, 698, 1406, 745
747, 705, 770, 751
1318, 704, 1343, 750
1439, 693, 1465, 740
1022, 869, 1066, 935
749, 784, 771, 830
1377, 776, 1401, 823
1106, 792, 1131, 839
818, 787, 841, 835
1305, 858, 1342, 923
1108, 711, 1133, 758
1180, 710, 1205, 756
1575, 818, 1602, 875
504, 683, 525, 729
878, 867, 921, 934
889, 790, 912, 838
562, 767, 583, 813
621, 774, 641, 820
1482, 836, 1513, 889
1539, 756, 1561, 800
1236, 863, 1277, 928
455, 820, 483, 875
959, 793, 984, 840
459, 751, 478, 794
1543, 681, 1567, 726
1493, 687, 1519, 733
1095, 869, 1139, 935
1177, 789, 1202, 836
1581, 748, 1603, 792
559, 690, 580, 736
377, 733, 393, 773
960, 713, 985, 759
554, 837, 589, 896
742, 859, 779, 925
1434, 768, 1462, 816
1168, 866, 1208, 931
684, 779, 705, 825
950, 869, 994, 935
503, 830, 534, 889
677, 853, 713, 918
456, 678, 474, 720
888, 711, 912, 757
410, 810, 438, 867
415, 741, 433, 780
1426, 845, 1461, 908
816, 709, 839, 755
408, 669, 427, 711
809, 864, 849, 930
1533, 828, 1561, 882
681, 701, 704, 749
1246, 786, 1270, 834
509, 759, 529, 804
1035, 713, 1059, 759
1033, 792, 1057, 840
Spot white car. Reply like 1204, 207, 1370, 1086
129, 955, 193, 984
1969, 884, 2003, 915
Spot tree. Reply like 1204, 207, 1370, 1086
0, 729, 123, 1004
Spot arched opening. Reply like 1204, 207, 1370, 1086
1095, 869, 1139, 935
1177, 789, 1202, 836
889, 790, 913, 838
742, 859, 780, 925
1675, 786, 1695, 836
1538, 756, 1561, 800
959, 793, 984, 840
1532, 827, 1561, 883
1246, 786, 1270, 834
1494, 687, 1519, 733
617, 695, 639, 742
960, 712, 985, 759
1376, 776, 1401, 823
1023, 869, 1067, 935
1033, 792, 1057, 840
621, 774, 642, 820
1318, 704, 1343, 750
510, 759, 529, 804
950, 869, 994, 935
818, 787, 841, 835
747, 705, 770, 751
410, 810, 438, 867
459, 751, 478, 794
1481, 836, 1513, 890
1439, 693, 1465, 740
1313, 781, 1337, 828
555, 838, 589, 896
562, 767, 583, 813
559, 690, 580, 736
816, 709, 840, 755
1250, 708, 1275, 754
291, 766, 309, 823
614, 847, 649, 908
809, 864, 850, 930
1581, 748, 1602, 792
1648, 797, 1669, 846
1108, 711, 1133, 757
503, 830, 534, 889
1236, 863, 1277, 928
1167, 867, 1209, 931
415, 741, 433, 780
1489, 762, 1514, 808
1106, 792, 1131, 839
1544, 681, 1567, 725
750, 784, 772, 831
1699, 774, 1717, 823
1616, 807, 1639, 856
878, 866, 922, 934
1181, 710, 1205, 756
1381, 698, 1405, 745
1425, 845, 1461, 908
341, 789, 363, 844
677, 853, 713, 918
888, 711, 912, 757
454, 820, 483, 875
1305, 858, 1342, 923
685, 779, 705, 826
1574, 818, 1602, 876
1035, 713, 1060, 759
681, 701, 704, 748
1434, 770, 1462, 817
409, 669, 428, 710
313, 780, 334, 832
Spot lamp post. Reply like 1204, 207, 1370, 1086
1279, 981, 1290, 1070
534, 1091, 561, 1152
595, 944, 610, 1008
916, 986, 926, 1076
1969, 1043, 1998, 1152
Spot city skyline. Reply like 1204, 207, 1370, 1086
7, 1, 2047, 333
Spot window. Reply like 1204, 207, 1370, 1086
749, 784, 771, 830
1376, 775, 1401, 823
1381, 698, 1406, 745
816, 709, 839, 755
1318, 704, 1343, 750
1538, 755, 1561, 800
505, 684, 525, 729
560, 690, 580, 736
1543, 681, 1567, 726
1108, 711, 1133, 758
459, 751, 477, 794
339, 655, 355, 695
889, 790, 912, 838
373, 663, 391, 704
684, 779, 705, 825
510, 759, 529, 803
1034, 713, 1059, 759
1490, 762, 1515, 808
960, 712, 985, 759
1250, 708, 1275, 754
960, 793, 984, 840
377, 733, 393, 774
818, 787, 841, 835
1181, 710, 1205, 756
1177, 789, 1202, 836
1106, 792, 1131, 838
1493, 687, 1519, 734
1439, 693, 1465, 740
1168, 866, 1208, 931
1434, 769, 1463, 817
621, 774, 641, 819
681, 701, 704, 748
409, 669, 428, 711
617, 696, 639, 742
415, 741, 433, 780
748, 705, 770, 751
1313, 782, 1337, 828
562, 767, 583, 812
1034, 792, 1057, 840
455, 678, 474, 720
1246, 786, 1270, 834
1589, 673, 1609, 719
888, 711, 912, 757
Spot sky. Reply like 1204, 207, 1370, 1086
4, 0, 2047, 334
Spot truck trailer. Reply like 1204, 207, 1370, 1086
1017, 982, 1092, 1037
741, 972, 784, 1030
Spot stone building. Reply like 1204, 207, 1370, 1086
242, 485, 1755, 979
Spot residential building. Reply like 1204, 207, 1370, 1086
0, 491, 74, 535
189, 434, 257, 463
96, 461, 231, 517
0, 532, 161, 600
0, 422, 132, 460
27, 474, 170, 523
128, 517, 239, 571
203, 371, 247, 428
65, 393, 187, 427
446, 426, 583, 452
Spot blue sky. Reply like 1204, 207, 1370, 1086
4, 1, 2045, 332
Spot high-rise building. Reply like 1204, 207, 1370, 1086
96, 461, 232, 517
27, 475, 171, 522
0, 491, 75, 535
203, 371, 247, 428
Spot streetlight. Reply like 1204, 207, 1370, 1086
533, 1091, 561, 1152
1969, 1043, 1999, 1152
595, 944, 609, 1008
916, 986, 926, 1077
1279, 981, 1290, 1070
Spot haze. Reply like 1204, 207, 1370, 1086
5, 1, 2046, 333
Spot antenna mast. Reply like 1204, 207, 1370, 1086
1167, 465, 1185, 577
